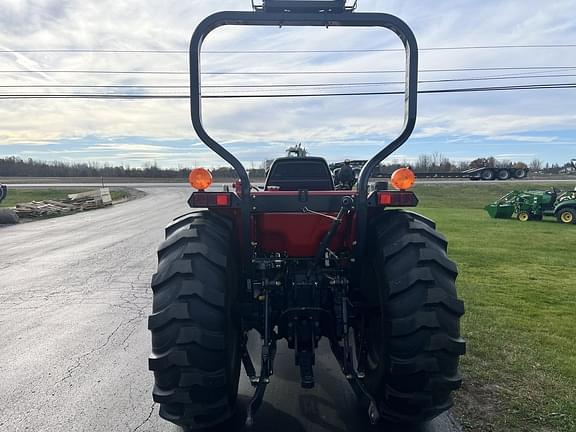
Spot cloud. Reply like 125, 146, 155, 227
495, 153, 537, 158
86, 143, 179, 152
0, 0, 575, 166
487, 135, 558, 143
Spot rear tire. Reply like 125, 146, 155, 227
514, 168, 527, 179
497, 169, 510, 180
149, 210, 241, 429
480, 169, 495, 181
557, 208, 576, 224
360, 211, 465, 424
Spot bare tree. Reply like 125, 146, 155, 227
530, 159, 543, 172
415, 154, 431, 172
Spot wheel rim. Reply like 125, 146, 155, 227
561, 212, 573, 223
519, 212, 529, 221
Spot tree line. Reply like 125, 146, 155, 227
0, 154, 572, 179
0, 156, 259, 179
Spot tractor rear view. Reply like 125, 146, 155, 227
148, 1, 465, 429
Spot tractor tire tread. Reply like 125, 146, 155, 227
364, 210, 465, 424
149, 211, 239, 429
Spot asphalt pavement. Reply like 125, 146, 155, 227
0, 186, 461, 432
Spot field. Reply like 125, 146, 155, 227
412, 183, 576, 431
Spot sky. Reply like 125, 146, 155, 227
0, 0, 575, 169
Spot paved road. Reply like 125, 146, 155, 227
0, 187, 461, 432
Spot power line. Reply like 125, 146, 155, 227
1, 66, 576, 76
2, 44, 576, 54
213, 44, 576, 53
0, 82, 574, 99
1, 73, 575, 90
207, 83, 576, 97
200, 66, 576, 75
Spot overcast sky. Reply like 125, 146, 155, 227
1, 0, 575, 169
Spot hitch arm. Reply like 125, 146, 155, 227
313, 196, 354, 265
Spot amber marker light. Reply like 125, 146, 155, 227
189, 168, 213, 191
390, 167, 416, 191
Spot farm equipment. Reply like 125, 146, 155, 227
285, 143, 308, 158
148, 1, 465, 429
430, 166, 528, 181
0, 184, 7, 204
485, 188, 576, 224
265, 144, 308, 170
330, 160, 528, 181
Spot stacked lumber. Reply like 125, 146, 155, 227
67, 188, 113, 207
15, 201, 77, 218
14, 188, 113, 218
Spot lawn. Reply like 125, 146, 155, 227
412, 182, 576, 431
0, 188, 128, 208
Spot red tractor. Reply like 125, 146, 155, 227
148, 1, 465, 429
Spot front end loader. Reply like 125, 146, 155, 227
486, 188, 576, 224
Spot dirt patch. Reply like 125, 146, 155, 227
453, 381, 506, 431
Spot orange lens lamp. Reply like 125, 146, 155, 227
189, 168, 213, 191
390, 167, 416, 191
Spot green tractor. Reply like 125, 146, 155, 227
485, 188, 576, 224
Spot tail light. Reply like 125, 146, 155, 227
190, 192, 233, 207
376, 191, 418, 207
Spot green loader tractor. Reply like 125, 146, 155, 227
486, 188, 576, 224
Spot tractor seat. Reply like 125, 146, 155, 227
265, 157, 334, 191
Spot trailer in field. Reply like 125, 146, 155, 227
416, 166, 528, 181
330, 161, 529, 181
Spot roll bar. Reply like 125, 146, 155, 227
190, 10, 418, 197
189, 7, 418, 260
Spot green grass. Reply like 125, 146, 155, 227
412, 182, 576, 431
0, 188, 129, 208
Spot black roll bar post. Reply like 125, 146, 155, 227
189, 9, 419, 269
